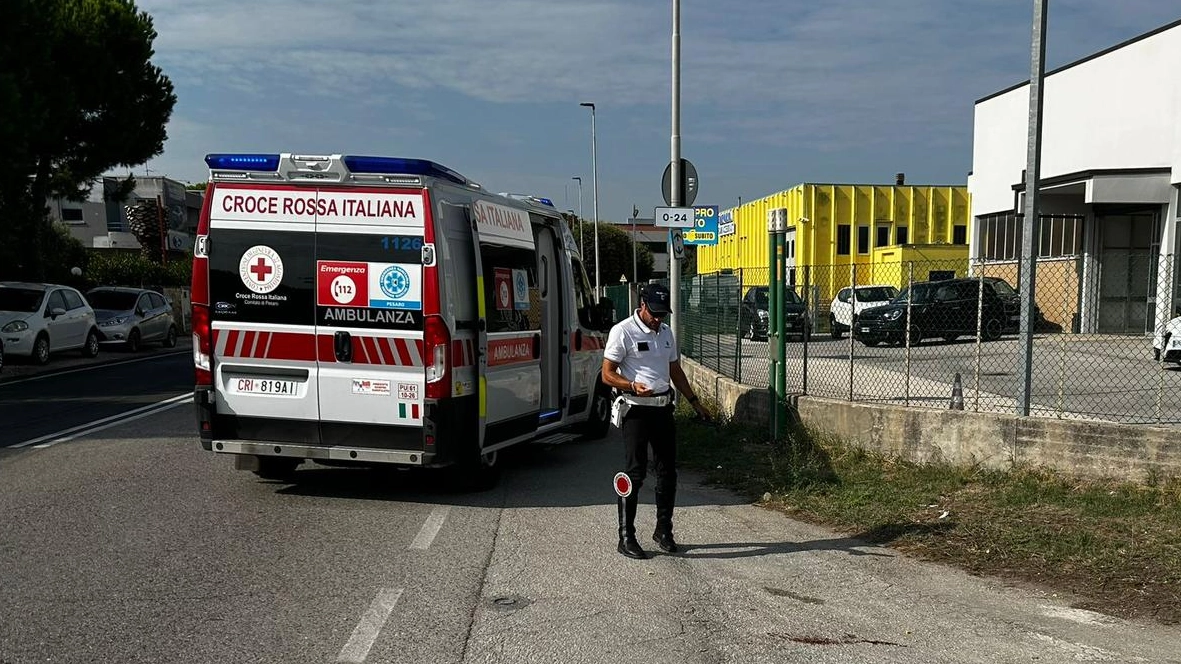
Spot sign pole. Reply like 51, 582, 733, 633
668, 0, 682, 341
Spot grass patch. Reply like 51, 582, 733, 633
676, 405, 1181, 625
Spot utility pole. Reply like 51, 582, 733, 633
1017, 0, 1048, 416
668, 0, 682, 339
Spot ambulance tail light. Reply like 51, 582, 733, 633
193, 304, 212, 386
424, 315, 451, 400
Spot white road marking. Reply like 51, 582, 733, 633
12, 392, 192, 449
337, 587, 403, 663
0, 350, 189, 388
409, 506, 450, 550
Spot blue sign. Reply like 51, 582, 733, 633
683, 206, 719, 246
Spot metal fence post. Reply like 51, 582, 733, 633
776, 228, 788, 425
714, 271, 721, 374
1058, 300, 1067, 418
735, 268, 743, 383
803, 265, 810, 395
848, 263, 856, 402
975, 264, 984, 412
767, 212, 781, 440
905, 262, 914, 407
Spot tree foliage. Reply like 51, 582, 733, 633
0, 0, 176, 280
572, 221, 655, 286
84, 251, 191, 290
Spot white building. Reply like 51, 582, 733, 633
968, 18, 1181, 335
50, 175, 203, 253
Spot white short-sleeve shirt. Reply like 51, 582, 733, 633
604, 310, 679, 394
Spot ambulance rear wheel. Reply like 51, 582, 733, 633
580, 384, 612, 440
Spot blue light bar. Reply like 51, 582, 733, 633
342, 156, 468, 185
205, 153, 280, 171
534, 197, 555, 207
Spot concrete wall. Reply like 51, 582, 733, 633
681, 357, 1181, 483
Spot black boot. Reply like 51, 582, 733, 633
653, 486, 678, 553
617, 495, 647, 559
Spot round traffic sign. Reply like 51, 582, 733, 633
661, 158, 698, 206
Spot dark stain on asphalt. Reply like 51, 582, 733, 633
764, 586, 825, 605
488, 595, 532, 612
780, 634, 905, 647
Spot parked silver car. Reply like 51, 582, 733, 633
87, 287, 178, 352
0, 282, 100, 364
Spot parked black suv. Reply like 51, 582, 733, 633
853, 278, 1012, 346
739, 286, 810, 340
981, 276, 1044, 332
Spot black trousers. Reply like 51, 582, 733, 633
620, 404, 677, 532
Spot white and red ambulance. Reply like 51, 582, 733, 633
191, 154, 614, 488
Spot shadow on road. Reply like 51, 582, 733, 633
274, 433, 750, 510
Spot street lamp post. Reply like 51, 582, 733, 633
631, 204, 639, 285
580, 102, 601, 297
572, 176, 584, 257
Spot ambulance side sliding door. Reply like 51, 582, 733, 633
477, 241, 542, 444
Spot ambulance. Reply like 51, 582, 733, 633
191, 153, 615, 488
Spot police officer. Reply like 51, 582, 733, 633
602, 283, 711, 559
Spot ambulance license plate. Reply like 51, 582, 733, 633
232, 378, 298, 396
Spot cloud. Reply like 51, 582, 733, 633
131, 0, 1181, 207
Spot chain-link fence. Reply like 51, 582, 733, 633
683, 254, 1181, 425
678, 268, 769, 385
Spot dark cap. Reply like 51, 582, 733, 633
640, 283, 672, 315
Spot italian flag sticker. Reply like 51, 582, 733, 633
399, 403, 421, 420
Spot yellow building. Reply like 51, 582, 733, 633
699, 182, 971, 297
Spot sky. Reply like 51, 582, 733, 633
134, 1, 1180, 224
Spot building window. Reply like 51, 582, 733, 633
979, 213, 1082, 261
836, 224, 850, 255
980, 214, 1020, 261
952, 224, 967, 245
857, 226, 870, 254
61, 208, 84, 224
896, 226, 908, 245
875, 224, 891, 248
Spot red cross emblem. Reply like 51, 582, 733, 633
249, 257, 273, 282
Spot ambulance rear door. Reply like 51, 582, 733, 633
206, 183, 321, 441
313, 186, 428, 446
470, 200, 542, 447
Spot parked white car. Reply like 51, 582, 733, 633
1154, 315, 1181, 364
0, 282, 100, 365
829, 284, 899, 339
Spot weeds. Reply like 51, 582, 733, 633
675, 408, 1181, 625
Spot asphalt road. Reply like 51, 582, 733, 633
0, 350, 192, 448
690, 331, 1181, 424
2, 358, 1180, 662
